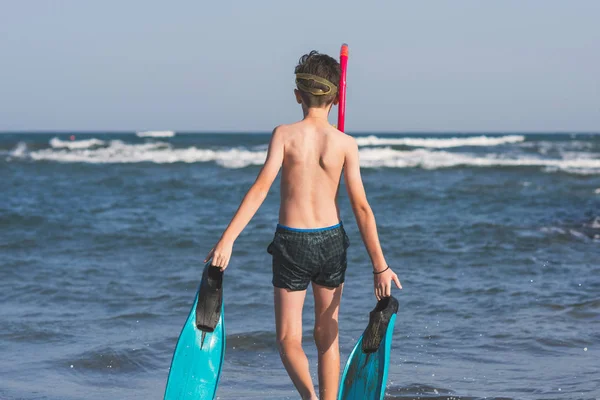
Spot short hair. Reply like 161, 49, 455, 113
294, 51, 341, 108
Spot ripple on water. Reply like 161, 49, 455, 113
0, 321, 75, 344
226, 330, 276, 352
384, 383, 512, 400
66, 345, 162, 376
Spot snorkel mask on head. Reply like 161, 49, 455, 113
295, 73, 338, 96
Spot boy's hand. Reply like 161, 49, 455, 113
204, 239, 234, 271
373, 267, 402, 300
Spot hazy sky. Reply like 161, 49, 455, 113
1, 1, 598, 132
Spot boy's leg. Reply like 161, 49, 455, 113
312, 282, 343, 400
274, 287, 318, 400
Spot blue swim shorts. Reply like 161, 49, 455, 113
267, 222, 350, 291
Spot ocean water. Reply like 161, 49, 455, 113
1, 132, 599, 400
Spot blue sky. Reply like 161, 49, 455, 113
0, 1, 598, 132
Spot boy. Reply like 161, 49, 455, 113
204, 51, 401, 400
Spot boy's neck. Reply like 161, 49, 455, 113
302, 106, 331, 122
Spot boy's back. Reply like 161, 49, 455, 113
278, 119, 351, 228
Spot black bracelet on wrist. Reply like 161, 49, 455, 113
373, 266, 390, 275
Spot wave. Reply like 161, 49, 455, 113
68, 345, 160, 373
10, 139, 598, 174
30, 140, 267, 168
10, 142, 28, 158
358, 147, 600, 174
355, 135, 525, 148
50, 137, 105, 149
136, 130, 175, 138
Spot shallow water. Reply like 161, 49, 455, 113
1, 132, 599, 399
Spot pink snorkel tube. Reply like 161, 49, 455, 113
337, 44, 349, 132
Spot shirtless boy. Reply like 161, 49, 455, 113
205, 51, 402, 400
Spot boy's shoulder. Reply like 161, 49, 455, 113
272, 122, 356, 148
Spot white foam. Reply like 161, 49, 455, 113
540, 227, 567, 235
355, 135, 525, 148
136, 131, 175, 138
569, 229, 587, 240
31, 140, 267, 168
357, 147, 600, 174
24, 140, 600, 174
50, 137, 105, 149
10, 142, 28, 158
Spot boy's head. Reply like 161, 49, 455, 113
294, 51, 340, 108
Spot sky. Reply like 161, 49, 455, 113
0, 1, 599, 132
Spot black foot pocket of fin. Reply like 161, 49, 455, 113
195, 264, 223, 332
361, 296, 399, 354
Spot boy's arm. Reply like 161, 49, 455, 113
343, 138, 402, 299
205, 127, 285, 269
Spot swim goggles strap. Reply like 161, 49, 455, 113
295, 73, 338, 96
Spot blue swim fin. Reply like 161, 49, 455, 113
164, 264, 225, 400
338, 296, 399, 400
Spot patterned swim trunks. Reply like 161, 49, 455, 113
267, 222, 350, 291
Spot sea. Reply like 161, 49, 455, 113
1, 132, 599, 400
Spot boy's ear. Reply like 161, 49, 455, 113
294, 89, 302, 104
333, 93, 339, 106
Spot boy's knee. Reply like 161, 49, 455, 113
277, 335, 302, 355
313, 322, 338, 353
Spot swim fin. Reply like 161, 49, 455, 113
164, 264, 225, 400
338, 296, 399, 400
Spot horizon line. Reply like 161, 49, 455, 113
1, 130, 599, 135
